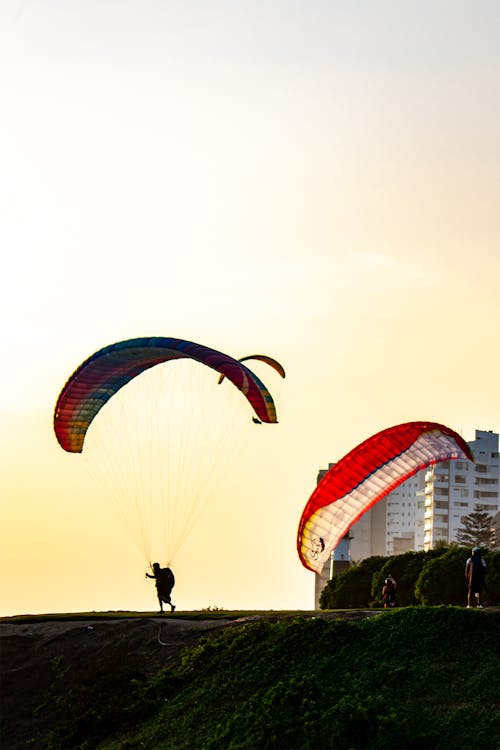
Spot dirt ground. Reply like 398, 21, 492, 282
0, 611, 379, 750
0, 615, 239, 750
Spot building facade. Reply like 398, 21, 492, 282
423, 430, 499, 549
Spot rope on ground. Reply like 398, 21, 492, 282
157, 624, 177, 646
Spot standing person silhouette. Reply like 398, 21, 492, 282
146, 563, 176, 613
465, 547, 487, 608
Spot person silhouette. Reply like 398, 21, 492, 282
465, 547, 487, 608
146, 563, 176, 613
382, 574, 396, 608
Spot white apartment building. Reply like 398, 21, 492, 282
423, 430, 499, 549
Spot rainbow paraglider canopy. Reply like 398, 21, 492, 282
54, 337, 278, 453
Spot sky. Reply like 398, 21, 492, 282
1, 1, 499, 615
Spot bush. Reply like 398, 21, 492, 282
320, 556, 386, 609
483, 550, 500, 605
371, 549, 447, 607
320, 547, 500, 610
415, 546, 473, 605
414, 546, 500, 606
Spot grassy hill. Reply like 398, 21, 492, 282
2, 607, 499, 749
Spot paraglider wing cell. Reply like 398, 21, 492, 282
54, 337, 278, 453
218, 355, 285, 384
297, 421, 474, 574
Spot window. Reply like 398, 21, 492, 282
435, 473, 449, 482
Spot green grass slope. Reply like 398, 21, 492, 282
46, 608, 499, 750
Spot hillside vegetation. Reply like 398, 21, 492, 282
39, 607, 500, 750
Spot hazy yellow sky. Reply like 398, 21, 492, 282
1, 1, 499, 615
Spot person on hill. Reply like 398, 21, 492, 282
146, 563, 176, 613
465, 547, 487, 608
381, 574, 396, 608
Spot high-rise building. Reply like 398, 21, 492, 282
423, 430, 499, 549
385, 471, 427, 555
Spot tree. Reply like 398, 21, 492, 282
491, 511, 500, 550
415, 547, 500, 606
319, 556, 386, 609
415, 547, 470, 605
370, 549, 447, 607
455, 511, 495, 548
483, 550, 500, 603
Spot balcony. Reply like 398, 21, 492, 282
433, 479, 449, 488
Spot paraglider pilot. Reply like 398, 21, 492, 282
146, 563, 176, 613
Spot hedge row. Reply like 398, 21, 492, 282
319, 547, 500, 609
